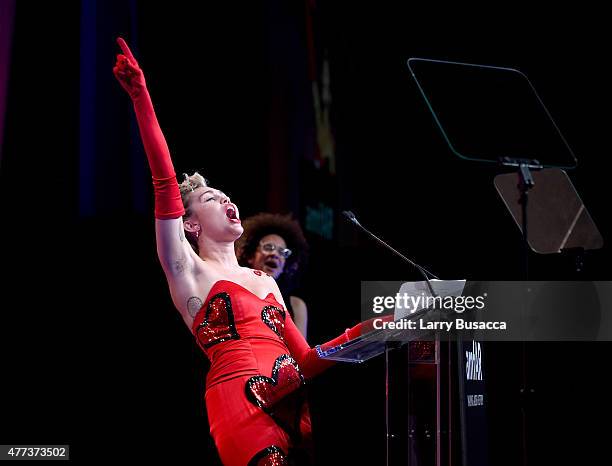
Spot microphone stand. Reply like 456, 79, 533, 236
342, 210, 439, 297
343, 210, 440, 466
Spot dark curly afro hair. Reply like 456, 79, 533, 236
236, 213, 309, 282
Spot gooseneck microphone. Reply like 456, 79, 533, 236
342, 210, 439, 296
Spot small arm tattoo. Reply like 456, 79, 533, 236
187, 296, 203, 318
179, 222, 185, 242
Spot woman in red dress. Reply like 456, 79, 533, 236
113, 38, 365, 466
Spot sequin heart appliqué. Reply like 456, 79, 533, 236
261, 305, 286, 340
195, 292, 240, 349
245, 354, 306, 441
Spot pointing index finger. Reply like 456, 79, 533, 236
117, 37, 137, 63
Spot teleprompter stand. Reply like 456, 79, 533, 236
406, 57, 604, 466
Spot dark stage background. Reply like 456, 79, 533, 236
1, 1, 610, 464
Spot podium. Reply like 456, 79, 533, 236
318, 280, 484, 466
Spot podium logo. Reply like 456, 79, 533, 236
465, 341, 483, 381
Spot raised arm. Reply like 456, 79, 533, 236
113, 38, 196, 280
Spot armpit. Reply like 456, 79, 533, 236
173, 254, 191, 275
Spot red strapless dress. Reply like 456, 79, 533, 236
191, 279, 348, 466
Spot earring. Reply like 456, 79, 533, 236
195, 229, 200, 239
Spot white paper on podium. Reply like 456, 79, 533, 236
393, 279, 467, 320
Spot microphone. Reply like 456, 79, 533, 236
342, 210, 439, 296
342, 210, 359, 225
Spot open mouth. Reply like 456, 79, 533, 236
226, 205, 241, 222
264, 258, 279, 270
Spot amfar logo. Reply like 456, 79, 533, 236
466, 341, 483, 381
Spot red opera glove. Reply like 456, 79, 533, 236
113, 38, 147, 100
113, 37, 184, 220
317, 316, 384, 353
285, 315, 386, 379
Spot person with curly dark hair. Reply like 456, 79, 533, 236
236, 213, 310, 338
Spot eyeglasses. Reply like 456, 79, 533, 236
259, 242, 292, 259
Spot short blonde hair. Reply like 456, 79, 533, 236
179, 172, 208, 254
179, 172, 208, 217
